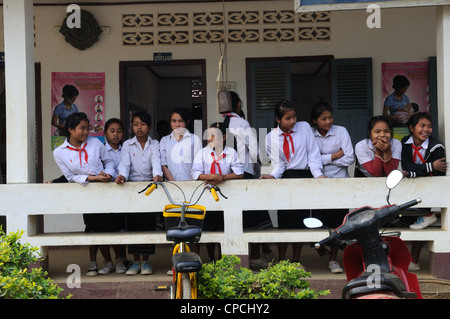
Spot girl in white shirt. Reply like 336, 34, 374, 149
115, 111, 163, 275
261, 100, 325, 267
98, 118, 127, 275
192, 122, 243, 261
310, 102, 354, 274
355, 116, 402, 177
160, 107, 202, 181
53, 113, 115, 185
222, 92, 259, 178
192, 122, 244, 184
261, 101, 325, 180
223, 91, 273, 269
53, 112, 115, 276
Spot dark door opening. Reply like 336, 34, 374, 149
119, 60, 207, 141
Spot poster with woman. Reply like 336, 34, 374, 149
381, 62, 430, 140
51, 72, 105, 150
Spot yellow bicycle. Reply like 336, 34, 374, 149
140, 181, 226, 299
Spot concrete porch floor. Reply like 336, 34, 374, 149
46, 242, 439, 299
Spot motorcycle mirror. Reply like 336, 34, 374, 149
303, 217, 323, 229
386, 169, 403, 190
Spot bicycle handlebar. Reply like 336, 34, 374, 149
144, 184, 157, 196
211, 188, 219, 202
140, 181, 226, 206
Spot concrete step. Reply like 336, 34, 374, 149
47, 243, 434, 299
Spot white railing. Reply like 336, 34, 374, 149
1, 177, 448, 263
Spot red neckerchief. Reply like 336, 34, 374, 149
67, 142, 88, 167
281, 131, 295, 162
210, 152, 226, 174
412, 144, 426, 164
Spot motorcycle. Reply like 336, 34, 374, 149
304, 170, 423, 299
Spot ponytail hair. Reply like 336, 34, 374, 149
223, 91, 242, 129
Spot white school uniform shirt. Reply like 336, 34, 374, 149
226, 112, 259, 176
159, 129, 202, 181
404, 135, 428, 164
118, 135, 163, 181
105, 141, 122, 179
53, 137, 115, 186
265, 121, 324, 179
311, 125, 355, 178
355, 138, 402, 177
191, 145, 244, 180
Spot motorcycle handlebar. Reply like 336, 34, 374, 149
399, 198, 422, 211
314, 233, 339, 250
314, 198, 422, 250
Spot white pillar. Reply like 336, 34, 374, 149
3, 0, 36, 183
436, 6, 450, 175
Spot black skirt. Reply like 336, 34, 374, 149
83, 213, 126, 233
277, 169, 313, 229
126, 213, 156, 255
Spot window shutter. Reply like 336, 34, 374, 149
250, 60, 291, 133
331, 58, 373, 147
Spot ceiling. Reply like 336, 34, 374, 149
30, 0, 277, 4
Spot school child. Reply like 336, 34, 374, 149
222, 91, 259, 178
401, 112, 447, 271
310, 102, 354, 273
159, 107, 201, 275
192, 122, 244, 184
160, 107, 202, 181
98, 118, 128, 275
115, 111, 163, 275
260, 100, 325, 267
355, 116, 402, 177
53, 112, 115, 277
222, 91, 274, 269
192, 122, 244, 261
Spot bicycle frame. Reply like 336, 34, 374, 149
141, 181, 223, 299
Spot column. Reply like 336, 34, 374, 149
3, 0, 36, 183
434, 5, 450, 280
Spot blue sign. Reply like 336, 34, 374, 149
296, 0, 450, 12
301, 0, 391, 3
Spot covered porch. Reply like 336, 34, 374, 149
1, 0, 450, 298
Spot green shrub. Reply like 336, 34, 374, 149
198, 255, 329, 299
0, 228, 69, 299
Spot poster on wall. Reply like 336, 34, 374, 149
51, 72, 105, 150
381, 62, 430, 141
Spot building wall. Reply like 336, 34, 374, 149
18, 2, 435, 181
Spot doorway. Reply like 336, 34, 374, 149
119, 60, 207, 140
